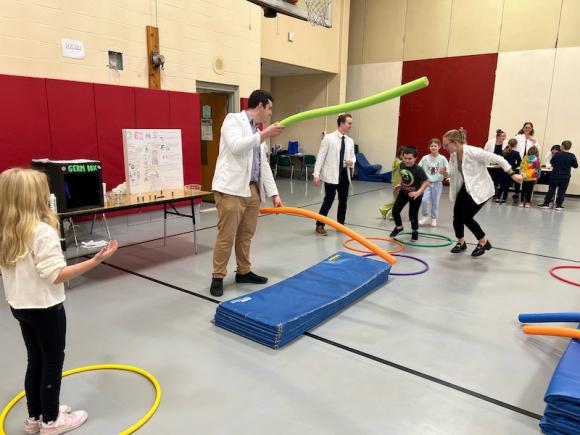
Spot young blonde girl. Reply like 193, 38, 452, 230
519, 146, 540, 208
0, 168, 117, 434
379, 147, 405, 219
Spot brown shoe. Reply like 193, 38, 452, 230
315, 226, 328, 236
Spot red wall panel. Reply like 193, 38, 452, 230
135, 88, 171, 128
94, 84, 136, 187
169, 91, 201, 185
398, 53, 498, 158
46, 79, 99, 160
0, 75, 51, 171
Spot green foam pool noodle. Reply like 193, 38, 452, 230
278, 76, 429, 127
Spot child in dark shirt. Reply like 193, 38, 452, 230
389, 147, 429, 241
538, 140, 578, 210
496, 139, 522, 204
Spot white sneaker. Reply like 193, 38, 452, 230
418, 216, 430, 226
25, 405, 72, 434
430, 219, 437, 227
40, 409, 87, 435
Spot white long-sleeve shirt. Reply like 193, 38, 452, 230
514, 134, 540, 158
448, 145, 512, 204
1, 222, 66, 309
313, 130, 356, 184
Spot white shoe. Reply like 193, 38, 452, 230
25, 405, 72, 434
418, 217, 430, 226
40, 409, 88, 435
430, 219, 437, 227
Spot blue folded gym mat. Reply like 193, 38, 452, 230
540, 327, 580, 434
214, 251, 391, 349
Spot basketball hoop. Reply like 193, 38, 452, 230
304, 0, 332, 27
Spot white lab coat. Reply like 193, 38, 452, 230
514, 134, 540, 158
483, 138, 507, 153
313, 130, 356, 184
211, 112, 278, 202
448, 145, 512, 204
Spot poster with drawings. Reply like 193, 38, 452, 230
122, 129, 184, 194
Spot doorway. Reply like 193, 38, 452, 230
196, 82, 238, 193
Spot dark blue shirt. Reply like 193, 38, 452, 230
551, 151, 578, 179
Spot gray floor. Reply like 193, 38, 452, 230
2, 179, 579, 434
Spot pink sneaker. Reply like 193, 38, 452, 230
25, 406, 72, 434
39, 409, 87, 435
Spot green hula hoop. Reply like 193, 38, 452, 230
278, 77, 429, 127
393, 231, 453, 248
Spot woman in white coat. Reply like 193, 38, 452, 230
512, 122, 540, 199
440, 129, 523, 257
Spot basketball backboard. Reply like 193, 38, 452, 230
247, 0, 332, 28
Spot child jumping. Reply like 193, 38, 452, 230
379, 147, 405, 219
418, 138, 448, 227
0, 168, 118, 434
389, 147, 429, 241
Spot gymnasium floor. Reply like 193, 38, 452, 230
1, 178, 579, 434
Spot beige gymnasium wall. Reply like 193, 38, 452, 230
261, 0, 351, 158
347, 0, 580, 192
0, 0, 263, 96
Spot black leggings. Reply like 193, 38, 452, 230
11, 303, 66, 422
391, 193, 421, 231
520, 181, 535, 203
453, 185, 486, 240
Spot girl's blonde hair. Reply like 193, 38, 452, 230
0, 168, 59, 268
443, 129, 466, 145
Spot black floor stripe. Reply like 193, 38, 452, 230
98, 259, 542, 422
345, 222, 580, 264
304, 332, 541, 420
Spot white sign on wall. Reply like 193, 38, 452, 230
122, 129, 184, 194
61, 39, 85, 59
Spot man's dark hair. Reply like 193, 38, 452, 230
402, 147, 417, 157
248, 90, 273, 109
337, 113, 352, 127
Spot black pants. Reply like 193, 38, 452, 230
513, 169, 521, 196
391, 193, 421, 231
317, 173, 350, 226
453, 185, 486, 240
497, 173, 512, 201
543, 177, 570, 207
520, 181, 535, 203
11, 303, 66, 422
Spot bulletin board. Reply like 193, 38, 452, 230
122, 129, 184, 194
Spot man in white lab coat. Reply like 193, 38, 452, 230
313, 114, 356, 235
210, 90, 284, 297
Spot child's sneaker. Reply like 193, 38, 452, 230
40, 409, 87, 435
418, 216, 430, 226
430, 219, 437, 227
519, 203, 524, 207
411, 231, 419, 241
378, 207, 388, 219
555, 207, 564, 211
390, 227, 403, 238
25, 406, 72, 434
537, 204, 550, 209
525, 203, 531, 208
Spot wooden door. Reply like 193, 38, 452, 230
200, 92, 228, 192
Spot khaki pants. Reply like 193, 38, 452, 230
212, 184, 260, 278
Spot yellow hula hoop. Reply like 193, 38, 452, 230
0, 364, 161, 435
